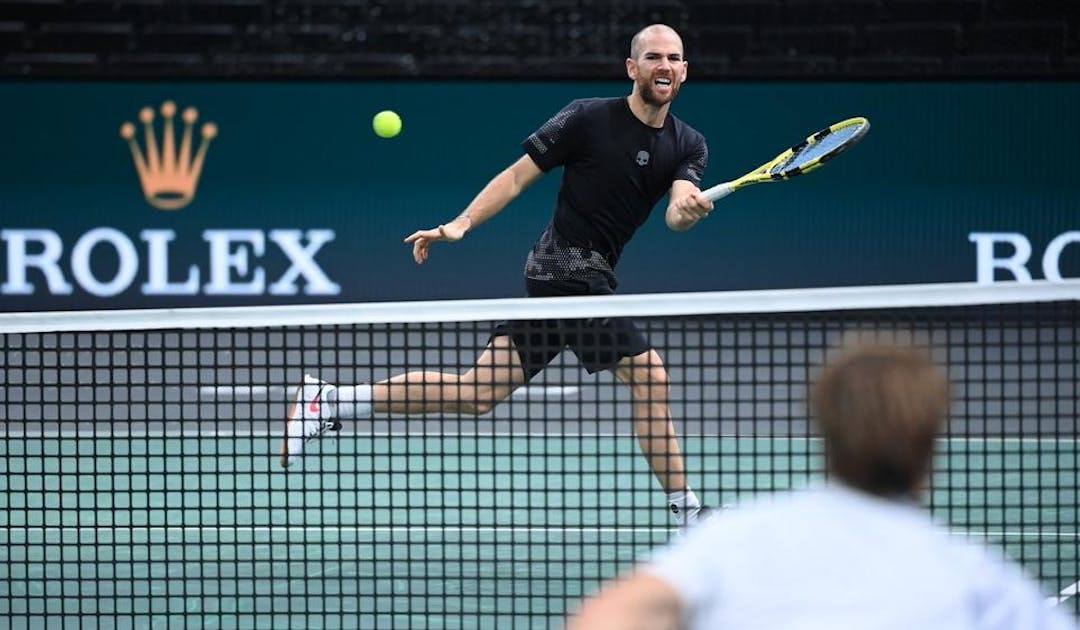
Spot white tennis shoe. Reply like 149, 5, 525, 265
675, 505, 723, 537
279, 374, 340, 468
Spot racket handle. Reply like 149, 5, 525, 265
701, 182, 734, 203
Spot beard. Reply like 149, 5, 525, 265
637, 73, 681, 106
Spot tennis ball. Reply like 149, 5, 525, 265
372, 110, 402, 138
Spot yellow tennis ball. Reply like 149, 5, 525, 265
372, 110, 402, 138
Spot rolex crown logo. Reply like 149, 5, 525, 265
120, 100, 217, 210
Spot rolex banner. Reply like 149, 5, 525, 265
0, 82, 1077, 311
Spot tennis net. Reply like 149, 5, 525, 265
1, 280, 1077, 628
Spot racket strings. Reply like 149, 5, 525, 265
771, 120, 868, 177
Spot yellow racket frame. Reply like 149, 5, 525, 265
702, 116, 870, 202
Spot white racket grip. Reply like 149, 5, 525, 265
701, 182, 734, 202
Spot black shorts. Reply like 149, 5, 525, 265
491, 276, 651, 380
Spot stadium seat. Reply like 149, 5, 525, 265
690, 0, 783, 26
884, 0, 982, 22
0, 21, 27, 53
186, 0, 265, 26
421, 54, 522, 77
783, 0, 883, 25
0, 0, 65, 24
844, 54, 944, 77
757, 25, 858, 57
863, 24, 961, 56
949, 54, 1053, 75
686, 25, 754, 59
733, 53, 838, 77
106, 51, 206, 76
3, 51, 97, 75
33, 22, 132, 54
964, 21, 1067, 55
137, 24, 236, 54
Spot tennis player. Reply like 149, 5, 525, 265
281, 24, 716, 526
567, 341, 1077, 630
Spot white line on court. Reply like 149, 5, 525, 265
196, 384, 580, 401
954, 530, 1080, 540
197, 385, 283, 399
11, 431, 1077, 442
2, 525, 1077, 539
4, 525, 671, 535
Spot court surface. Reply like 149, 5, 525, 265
2, 429, 1076, 629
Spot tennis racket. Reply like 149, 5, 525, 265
701, 116, 870, 202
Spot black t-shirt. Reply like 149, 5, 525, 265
522, 97, 708, 267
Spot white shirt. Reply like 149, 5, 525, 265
647, 484, 1076, 630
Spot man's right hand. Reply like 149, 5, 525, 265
404, 216, 470, 264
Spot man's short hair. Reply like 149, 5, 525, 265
629, 24, 682, 60
811, 342, 950, 497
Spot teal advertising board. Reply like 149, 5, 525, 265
0, 81, 1077, 311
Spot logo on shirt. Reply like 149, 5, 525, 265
635, 150, 650, 167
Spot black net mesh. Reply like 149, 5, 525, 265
1, 294, 1077, 626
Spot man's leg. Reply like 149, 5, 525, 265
281, 334, 528, 467
367, 334, 528, 415
611, 349, 702, 525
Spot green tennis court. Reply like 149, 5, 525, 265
2, 433, 1076, 629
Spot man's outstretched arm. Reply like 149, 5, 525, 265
405, 154, 544, 264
